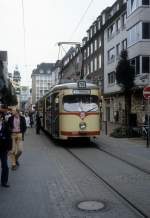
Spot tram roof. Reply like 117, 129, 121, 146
50, 82, 98, 92
36, 82, 99, 103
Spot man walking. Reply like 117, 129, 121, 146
8, 109, 26, 170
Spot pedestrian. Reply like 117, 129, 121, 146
36, 112, 41, 134
0, 112, 12, 187
8, 109, 26, 170
29, 112, 34, 128
25, 112, 30, 134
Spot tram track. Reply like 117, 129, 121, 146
96, 143, 150, 176
63, 145, 149, 218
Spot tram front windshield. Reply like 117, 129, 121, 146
63, 95, 99, 112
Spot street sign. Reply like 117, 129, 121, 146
143, 86, 150, 99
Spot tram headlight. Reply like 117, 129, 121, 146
79, 122, 86, 130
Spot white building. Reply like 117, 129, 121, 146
127, 0, 150, 86
0, 51, 8, 90
103, 0, 127, 122
20, 86, 31, 111
31, 63, 55, 104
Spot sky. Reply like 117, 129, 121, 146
0, 0, 114, 87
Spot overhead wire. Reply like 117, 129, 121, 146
69, 0, 94, 41
21, 0, 27, 66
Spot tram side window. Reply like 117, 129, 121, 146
63, 95, 99, 112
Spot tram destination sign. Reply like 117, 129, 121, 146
143, 86, 150, 99
77, 80, 86, 88
73, 89, 91, 95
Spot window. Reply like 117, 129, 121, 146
116, 43, 120, 57
142, 57, 150, 73
87, 64, 90, 75
63, 95, 99, 112
90, 28, 93, 38
108, 47, 115, 62
98, 37, 101, 47
87, 31, 90, 40
127, 0, 140, 15
136, 56, 140, 75
142, 0, 150, 5
90, 43, 93, 54
39, 69, 44, 74
130, 56, 140, 75
94, 24, 97, 34
87, 47, 89, 57
84, 49, 87, 60
102, 13, 105, 25
108, 23, 115, 39
94, 57, 97, 71
98, 20, 101, 30
142, 23, 150, 39
116, 18, 121, 32
98, 54, 101, 69
122, 39, 127, 50
122, 13, 127, 27
84, 66, 86, 75
90, 60, 93, 73
94, 40, 97, 51
108, 71, 115, 84
128, 23, 140, 46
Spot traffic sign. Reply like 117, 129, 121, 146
143, 86, 150, 99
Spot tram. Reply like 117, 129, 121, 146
36, 80, 101, 140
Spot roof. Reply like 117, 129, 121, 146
31, 63, 55, 76
50, 82, 98, 93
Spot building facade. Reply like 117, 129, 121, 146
31, 63, 55, 104
126, 0, 150, 123
82, 11, 106, 90
12, 67, 21, 108
0, 51, 8, 91
103, 0, 127, 123
103, 0, 150, 125
59, 46, 82, 82
20, 86, 31, 111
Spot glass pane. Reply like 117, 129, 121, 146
142, 57, 149, 73
142, 0, 149, 5
136, 56, 140, 74
142, 23, 150, 39
63, 95, 99, 112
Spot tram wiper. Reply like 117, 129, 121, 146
86, 106, 98, 112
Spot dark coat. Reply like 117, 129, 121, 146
0, 121, 12, 152
36, 115, 41, 128
8, 115, 27, 133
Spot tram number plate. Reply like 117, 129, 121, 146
73, 89, 91, 95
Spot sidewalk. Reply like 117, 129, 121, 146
94, 132, 150, 173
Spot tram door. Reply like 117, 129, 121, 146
51, 94, 59, 137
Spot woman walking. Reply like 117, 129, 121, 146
25, 112, 30, 134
